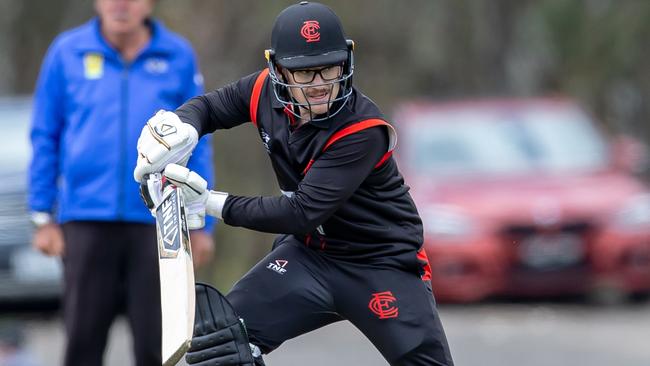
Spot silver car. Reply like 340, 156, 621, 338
0, 97, 62, 303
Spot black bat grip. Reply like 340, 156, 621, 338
139, 173, 157, 210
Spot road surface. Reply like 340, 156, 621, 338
13, 301, 650, 366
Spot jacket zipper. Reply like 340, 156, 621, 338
118, 63, 130, 220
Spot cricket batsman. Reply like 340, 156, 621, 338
135, 2, 454, 365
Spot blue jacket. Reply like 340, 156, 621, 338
29, 18, 214, 230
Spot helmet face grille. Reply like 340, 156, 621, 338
267, 50, 355, 123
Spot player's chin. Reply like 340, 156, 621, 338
308, 103, 331, 116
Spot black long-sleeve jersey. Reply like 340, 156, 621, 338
176, 69, 424, 264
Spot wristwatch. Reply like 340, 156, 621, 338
30, 211, 53, 228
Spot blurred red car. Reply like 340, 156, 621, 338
394, 98, 650, 303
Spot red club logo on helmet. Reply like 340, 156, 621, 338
368, 291, 399, 319
300, 20, 320, 43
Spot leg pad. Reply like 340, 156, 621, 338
185, 283, 265, 366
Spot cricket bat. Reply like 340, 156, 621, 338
154, 181, 196, 366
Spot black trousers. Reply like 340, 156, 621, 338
61, 221, 161, 366
227, 236, 454, 366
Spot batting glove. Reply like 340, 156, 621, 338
134, 110, 199, 183
163, 164, 229, 229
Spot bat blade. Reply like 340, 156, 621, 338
155, 186, 195, 366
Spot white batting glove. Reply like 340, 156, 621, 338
134, 110, 199, 183
163, 164, 229, 229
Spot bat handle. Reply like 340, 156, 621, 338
140, 173, 169, 210
140, 174, 155, 210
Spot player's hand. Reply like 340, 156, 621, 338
32, 223, 65, 256
164, 164, 229, 228
134, 110, 199, 183
189, 231, 214, 269
163, 164, 210, 229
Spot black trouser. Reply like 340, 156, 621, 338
61, 221, 161, 366
227, 236, 454, 366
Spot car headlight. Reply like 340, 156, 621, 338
422, 205, 475, 241
614, 193, 650, 229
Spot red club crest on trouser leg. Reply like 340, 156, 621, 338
300, 20, 320, 42
368, 291, 399, 319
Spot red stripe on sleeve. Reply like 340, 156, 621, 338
322, 119, 389, 151
249, 68, 270, 127
301, 159, 316, 176
374, 150, 393, 169
302, 119, 392, 175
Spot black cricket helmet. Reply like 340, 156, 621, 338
265, 1, 354, 121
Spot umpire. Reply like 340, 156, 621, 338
28, 0, 214, 364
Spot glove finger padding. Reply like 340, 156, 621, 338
186, 283, 257, 366
164, 164, 208, 198
163, 164, 209, 230
185, 214, 206, 231
134, 110, 198, 183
